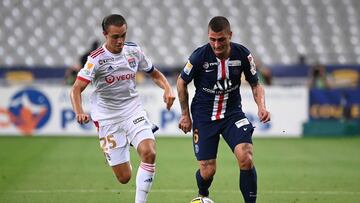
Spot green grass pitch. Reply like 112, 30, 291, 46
0, 136, 359, 203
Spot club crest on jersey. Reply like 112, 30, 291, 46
203, 62, 209, 69
127, 57, 136, 69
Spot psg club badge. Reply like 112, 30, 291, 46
203, 62, 209, 69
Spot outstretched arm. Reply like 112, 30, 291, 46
149, 68, 175, 110
177, 76, 192, 133
250, 82, 270, 123
70, 79, 90, 124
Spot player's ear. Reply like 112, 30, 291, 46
103, 31, 108, 36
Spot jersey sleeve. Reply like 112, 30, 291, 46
180, 49, 200, 84
137, 46, 154, 73
242, 48, 259, 85
77, 56, 97, 83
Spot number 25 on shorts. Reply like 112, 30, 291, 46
99, 135, 117, 152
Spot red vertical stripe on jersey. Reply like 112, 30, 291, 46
221, 59, 226, 79
215, 60, 226, 120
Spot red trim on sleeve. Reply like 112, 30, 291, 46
77, 76, 90, 83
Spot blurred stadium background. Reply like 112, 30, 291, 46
1, 0, 360, 67
0, 0, 359, 202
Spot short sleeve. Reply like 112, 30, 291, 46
137, 46, 154, 73
180, 49, 201, 84
243, 52, 259, 85
77, 56, 97, 83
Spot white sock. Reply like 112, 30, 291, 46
135, 162, 155, 203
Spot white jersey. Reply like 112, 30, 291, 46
77, 42, 154, 126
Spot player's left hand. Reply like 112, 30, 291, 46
258, 108, 270, 123
163, 91, 176, 110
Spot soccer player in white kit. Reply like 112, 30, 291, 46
70, 14, 175, 203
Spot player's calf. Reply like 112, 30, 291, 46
112, 163, 132, 184
136, 162, 156, 203
199, 159, 216, 180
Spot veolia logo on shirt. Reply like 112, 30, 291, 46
105, 75, 115, 84
105, 73, 136, 84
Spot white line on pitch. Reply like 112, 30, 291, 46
5, 189, 360, 195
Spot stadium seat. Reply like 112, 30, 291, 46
0, 0, 359, 67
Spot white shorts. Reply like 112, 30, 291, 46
98, 111, 155, 166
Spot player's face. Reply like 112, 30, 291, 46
208, 28, 232, 59
104, 24, 127, 54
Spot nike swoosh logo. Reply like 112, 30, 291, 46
205, 69, 215, 72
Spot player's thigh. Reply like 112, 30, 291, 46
98, 123, 130, 167
222, 115, 254, 152
133, 129, 156, 163
124, 110, 154, 149
192, 120, 221, 161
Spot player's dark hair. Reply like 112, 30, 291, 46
102, 14, 127, 32
208, 16, 231, 32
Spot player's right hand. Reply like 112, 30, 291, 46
258, 108, 270, 123
76, 113, 90, 124
178, 115, 192, 134
163, 88, 176, 110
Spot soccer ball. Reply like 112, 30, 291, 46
190, 197, 215, 203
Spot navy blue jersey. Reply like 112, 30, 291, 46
181, 42, 258, 122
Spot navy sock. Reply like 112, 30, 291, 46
240, 167, 257, 203
196, 169, 213, 197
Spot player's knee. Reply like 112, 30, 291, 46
200, 167, 216, 180
140, 148, 156, 163
239, 153, 254, 169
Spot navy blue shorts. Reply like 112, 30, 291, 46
192, 113, 254, 161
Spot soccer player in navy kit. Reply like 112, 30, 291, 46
177, 16, 270, 203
